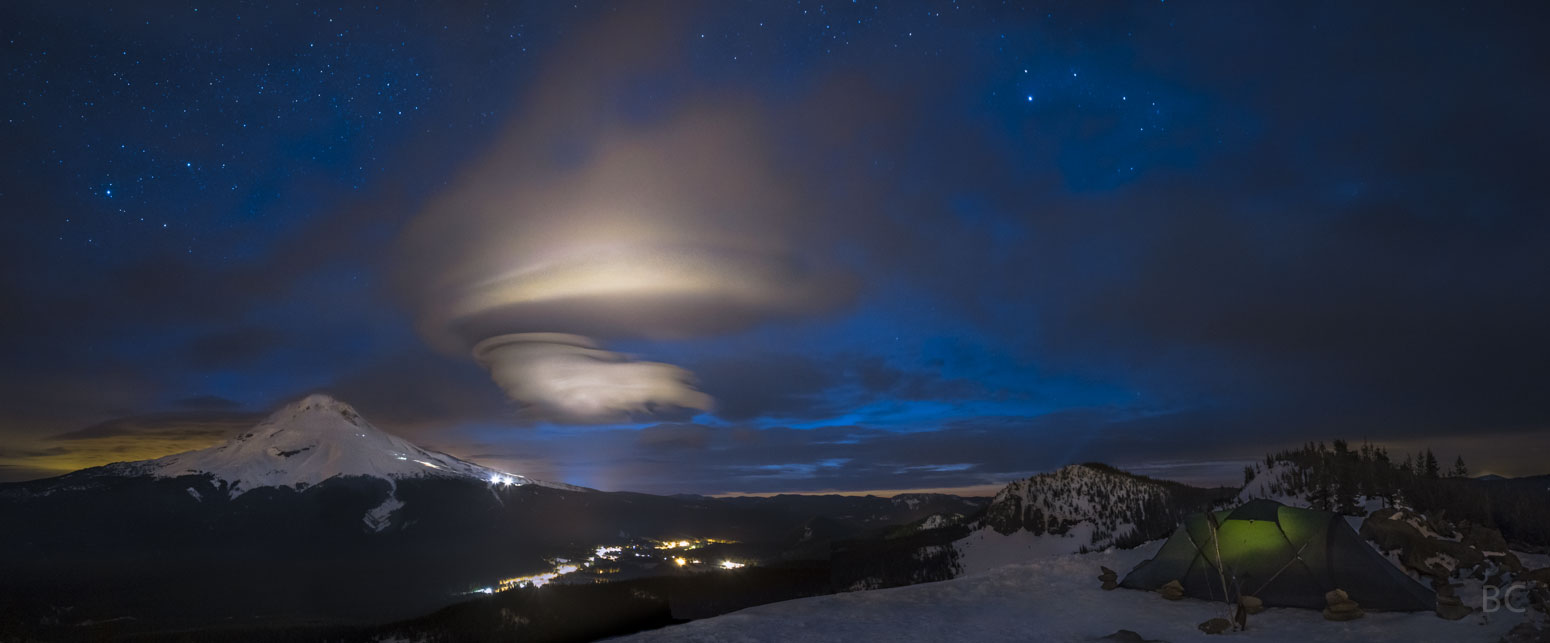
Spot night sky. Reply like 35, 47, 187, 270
3, 1, 1548, 494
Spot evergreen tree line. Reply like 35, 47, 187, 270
1246, 440, 1550, 547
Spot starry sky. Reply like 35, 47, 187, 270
3, 1, 1548, 495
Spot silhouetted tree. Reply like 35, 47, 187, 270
1372, 448, 1396, 508
1452, 456, 1468, 478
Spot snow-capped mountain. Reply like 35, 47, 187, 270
102, 394, 578, 497
0, 401, 987, 634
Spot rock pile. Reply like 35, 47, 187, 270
1158, 579, 1185, 600
1098, 566, 1118, 591
1322, 588, 1364, 621
1361, 508, 1531, 584
1197, 617, 1232, 635
1434, 582, 1471, 620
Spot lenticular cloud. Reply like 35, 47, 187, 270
393, 12, 855, 423
473, 333, 712, 422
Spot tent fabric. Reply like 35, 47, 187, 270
1119, 499, 1434, 611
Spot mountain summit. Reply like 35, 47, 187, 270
114, 394, 569, 496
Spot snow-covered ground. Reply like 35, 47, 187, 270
613, 541, 1538, 643
955, 522, 1097, 576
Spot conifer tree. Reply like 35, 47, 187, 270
1373, 448, 1396, 508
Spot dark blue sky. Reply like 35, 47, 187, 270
3, 1, 1548, 493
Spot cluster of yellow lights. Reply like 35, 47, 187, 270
496, 570, 562, 591
654, 537, 735, 550
477, 539, 747, 594
489, 552, 610, 593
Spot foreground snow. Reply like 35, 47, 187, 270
956, 522, 1098, 576
615, 541, 1536, 643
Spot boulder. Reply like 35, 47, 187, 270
1495, 551, 1525, 574
1400, 537, 1486, 579
1323, 588, 1364, 621
1520, 567, 1550, 585
1197, 618, 1232, 635
1438, 538, 1488, 569
1523, 582, 1550, 615
1463, 525, 1510, 553
1238, 594, 1264, 615
1422, 510, 1456, 538
1435, 593, 1471, 620
1158, 579, 1185, 601
1360, 509, 1422, 552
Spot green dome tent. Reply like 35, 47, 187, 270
1120, 499, 1434, 611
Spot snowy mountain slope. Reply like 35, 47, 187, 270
1237, 460, 1315, 507
614, 541, 1533, 643
955, 463, 1213, 575
830, 464, 1225, 589
101, 394, 582, 497
977, 463, 1166, 539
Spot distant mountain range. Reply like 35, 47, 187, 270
12, 403, 1539, 642
0, 395, 984, 639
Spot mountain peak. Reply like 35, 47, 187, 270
232, 392, 375, 444
133, 395, 576, 496
280, 392, 359, 416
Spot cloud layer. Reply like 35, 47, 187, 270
395, 12, 856, 421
